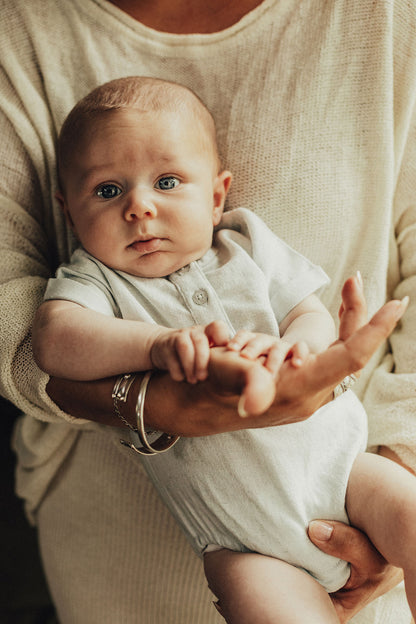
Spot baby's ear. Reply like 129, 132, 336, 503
55, 190, 75, 231
212, 170, 232, 226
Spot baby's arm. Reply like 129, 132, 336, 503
278, 293, 336, 354
32, 299, 229, 382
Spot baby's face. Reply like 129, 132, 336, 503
60, 108, 230, 277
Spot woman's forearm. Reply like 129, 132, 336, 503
45, 371, 242, 436
46, 375, 127, 426
46, 289, 407, 437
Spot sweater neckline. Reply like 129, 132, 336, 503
82, 0, 279, 47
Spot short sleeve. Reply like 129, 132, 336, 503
218, 208, 330, 321
44, 249, 120, 317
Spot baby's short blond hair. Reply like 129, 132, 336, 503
57, 76, 220, 190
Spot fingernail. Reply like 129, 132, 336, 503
356, 270, 363, 290
395, 296, 410, 320
400, 296, 410, 313
291, 357, 303, 367
238, 395, 248, 418
309, 520, 334, 541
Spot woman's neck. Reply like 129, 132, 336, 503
108, 0, 264, 34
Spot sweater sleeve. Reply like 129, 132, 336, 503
365, 97, 416, 470
0, 99, 85, 425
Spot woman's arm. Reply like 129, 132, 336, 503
0, 106, 66, 423
47, 279, 408, 436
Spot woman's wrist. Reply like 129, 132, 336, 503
46, 371, 235, 436
144, 369, 241, 437
113, 371, 180, 454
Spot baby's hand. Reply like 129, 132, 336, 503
227, 330, 309, 378
150, 321, 229, 384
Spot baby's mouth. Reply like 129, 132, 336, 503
129, 238, 163, 253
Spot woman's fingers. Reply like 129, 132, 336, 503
308, 520, 385, 574
238, 363, 276, 417
300, 298, 408, 395
308, 520, 403, 622
338, 273, 367, 341
198, 296, 408, 429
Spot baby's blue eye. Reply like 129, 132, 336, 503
156, 176, 180, 190
96, 184, 122, 199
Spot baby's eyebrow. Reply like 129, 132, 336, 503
78, 164, 113, 190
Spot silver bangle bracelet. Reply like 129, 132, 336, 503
333, 373, 358, 399
119, 371, 180, 456
112, 373, 137, 431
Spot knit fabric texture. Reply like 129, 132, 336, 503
0, 1, 415, 621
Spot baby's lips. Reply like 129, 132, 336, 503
130, 237, 162, 253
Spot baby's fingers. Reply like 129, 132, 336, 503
286, 341, 310, 368
228, 331, 277, 361
188, 328, 211, 382
205, 320, 230, 347
174, 328, 209, 383
263, 343, 289, 377
227, 329, 255, 353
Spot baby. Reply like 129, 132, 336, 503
33, 76, 416, 623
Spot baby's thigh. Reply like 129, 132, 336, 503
204, 549, 339, 624
347, 451, 416, 569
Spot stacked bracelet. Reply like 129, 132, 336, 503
333, 373, 358, 399
112, 373, 137, 431
112, 371, 180, 456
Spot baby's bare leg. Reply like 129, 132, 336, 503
347, 452, 416, 618
204, 549, 338, 623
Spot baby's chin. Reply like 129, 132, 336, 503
97, 245, 210, 279
112, 254, 188, 279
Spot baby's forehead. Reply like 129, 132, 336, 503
64, 107, 217, 177
90, 106, 217, 156
79, 105, 203, 138
59, 94, 220, 185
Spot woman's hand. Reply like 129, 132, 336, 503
308, 520, 403, 622
190, 276, 407, 429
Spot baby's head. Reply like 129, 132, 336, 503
56, 76, 232, 277
57, 76, 222, 191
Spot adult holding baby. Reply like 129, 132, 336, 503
1, 1, 415, 622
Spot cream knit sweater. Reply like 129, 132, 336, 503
0, 0, 415, 621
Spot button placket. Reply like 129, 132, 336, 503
168, 262, 234, 331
